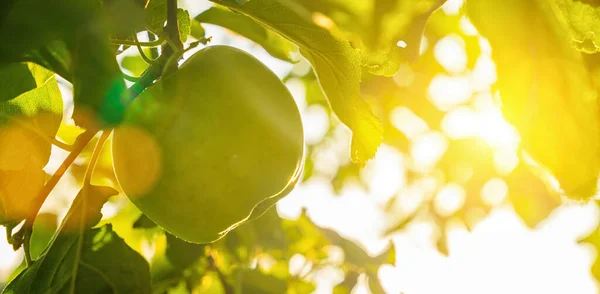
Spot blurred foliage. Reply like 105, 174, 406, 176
0, 63, 62, 225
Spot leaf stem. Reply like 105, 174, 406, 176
148, 32, 160, 59
21, 129, 98, 264
51, 137, 74, 151
110, 38, 164, 47
122, 72, 141, 82
133, 33, 159, 64
123, 0, 185, 102
69, 130, 110, 294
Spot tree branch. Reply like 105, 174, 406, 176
165, 0, 183, 52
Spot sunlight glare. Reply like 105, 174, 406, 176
477, 107, 520, 150
360, 145, 406, 204
393, 64, 416, 87
390, 106, 429, 140
460, 16, 478, 36
420, 36, 429, 55
434, 183, 466, 217
448, 162, 474, 184
471, 54, 497, 91
0, 229, 22, 282
441, 106, 478, 139
441, 0, 464, 15
481, 178, 508, 206
493, 150, 520, 175
410, 131, 449, 172
434, 35, 468, 74
285, 78, 307, 112
428, 74, 473, 111
302, 104, 329, 145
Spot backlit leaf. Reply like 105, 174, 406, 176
177, 9, 191, 43
468, 0, 600, 199
214, 0, 383, 163
193, 6, 299, 62
0, 63, 62, 224
275, 0, 446, 74
554, 0, 600, 53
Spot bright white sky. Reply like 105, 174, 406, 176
2, 0, 600, 293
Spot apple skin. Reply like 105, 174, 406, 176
112, 45, 304, 243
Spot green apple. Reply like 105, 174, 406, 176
112, 45, 304, 243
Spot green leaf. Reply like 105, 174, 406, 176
0, 63, 62, 224
146, 0, 169, 33
103, 0, 147, 39
30, 213, 58, 260
367, 272, 386, 294
70, 31, 127, 129
177, 9, 191, 43
132, 214, 158, 229
122, 54, 151, 77
0, 63, 51, 102
554, 0, 600, 53
213, 0, 383, 163
506, 163, 561, 228
3, 186, 151, 293
236, 268, 287, 294
320, 228, 394, 268
146, 0, 192, 42
193, 6, 299, 62
468, 0, 600, 200
0, 0, 126, 129
333, 271, 359, 294
274, 0, 446, 74
165, 233, 206, 270
288, 279, 316, 294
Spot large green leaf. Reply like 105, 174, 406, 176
193, 6, 299, 62
0, 63, 62, 224
213, 0, 382, 163
3, 186, 151, 293
0, 0, 126, 129
468, 0, 600, 199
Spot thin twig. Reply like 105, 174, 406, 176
110, 38, 164, 47
69, 130, 110, 294
21, 129, 97, 264
133, 33, 159, 64
51, 138, 74, 151
148, 32, 160, 59
122, 72, 141, 82
209, 253, 234, 294
124, 0, 182, 101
